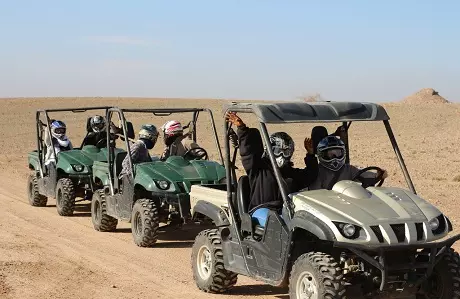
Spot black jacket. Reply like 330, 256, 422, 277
237, 125, 318, 212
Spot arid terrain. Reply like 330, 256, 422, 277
0, 94, 459, 299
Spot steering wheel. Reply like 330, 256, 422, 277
184, 147, 208, 160
95, 138, 108, 149
351, 166, 386, 188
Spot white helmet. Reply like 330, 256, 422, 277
50, 120, 70, 147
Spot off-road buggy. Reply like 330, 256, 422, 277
27, 106, 134, 216
189, 101, 460, 298
90, 107, 226, 247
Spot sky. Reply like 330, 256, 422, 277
0, 0, 459, 102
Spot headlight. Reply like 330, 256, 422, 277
333, 222, 360, 239
342, 224, 356, 237
155, 180, 170, 190
429, 217, 440, 230
72, 165, 84, 172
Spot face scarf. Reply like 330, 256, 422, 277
142, 139, 155, 149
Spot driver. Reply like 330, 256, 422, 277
119, 124, 159, 179
225, 112, 318, 225
159, 120, 204, 160
82, 115, 122, 147
308, 135, 388, 190
44, 120, 73, 168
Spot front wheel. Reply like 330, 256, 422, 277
131, 198, 159, 247
55, 178, 76, 216
289, 252, 346, 299
191, 229, 237, 293
417, 248, 460, 299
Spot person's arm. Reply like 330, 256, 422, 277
237, 125, 264, 172
226, 112, 264, 173
121, 141, 141, 175
44, 130, 52, 147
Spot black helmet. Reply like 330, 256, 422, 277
267, 132, 294, 168
90, 115, 105, 133
317, 136, 346, 171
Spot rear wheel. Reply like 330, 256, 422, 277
289, 252, 346, 299
55, 178, 76, 216
417, 248, 460, 299
27, 173, 47, 207
91, 190, 118, 232
131, 198, 159, 247
191, 229, 237, 293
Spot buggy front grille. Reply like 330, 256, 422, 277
390, 224, 406, 243
371, 226, 384, 243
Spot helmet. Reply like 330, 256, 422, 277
139, 124, 159, 143
161, 120, 183, 137
317, 136, 346, 171
50, 120, 67, 140
268, 132, 294, 168
90, 115, 105, 133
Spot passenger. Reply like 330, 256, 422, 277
119, 124, 159, 178
159, 120, 204, 160
308, 135, 388, 190
44, 120, 73, 168
83, 115, 122, 147
225, 112, 318, 226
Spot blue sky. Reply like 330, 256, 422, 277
0, 0, 458, 102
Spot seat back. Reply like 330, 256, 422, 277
237, 175, 250, 215
125, 121, 135, 140
86, 117, 93, 133
311, 126, 329, 154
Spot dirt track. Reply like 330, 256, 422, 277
0, 174, 291, 299
1, 98, 460, 298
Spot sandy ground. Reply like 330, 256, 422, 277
0, 97, 459, 298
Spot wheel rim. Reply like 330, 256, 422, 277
296, 271, 318, 299
93, 200, 101, 223
133, 211, 142, 236
196, 245, 212, 280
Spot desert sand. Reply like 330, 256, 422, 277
0, 93, 459, 298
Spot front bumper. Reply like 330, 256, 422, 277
333, 233, 460, 291
152, 192, 191, 218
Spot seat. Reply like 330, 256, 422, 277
236, 175, 254, 235
237, 175, 250, 215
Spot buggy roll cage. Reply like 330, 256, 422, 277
104, 107, 223, 195
222, 101, 416, 221
35, 106, 112, 178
